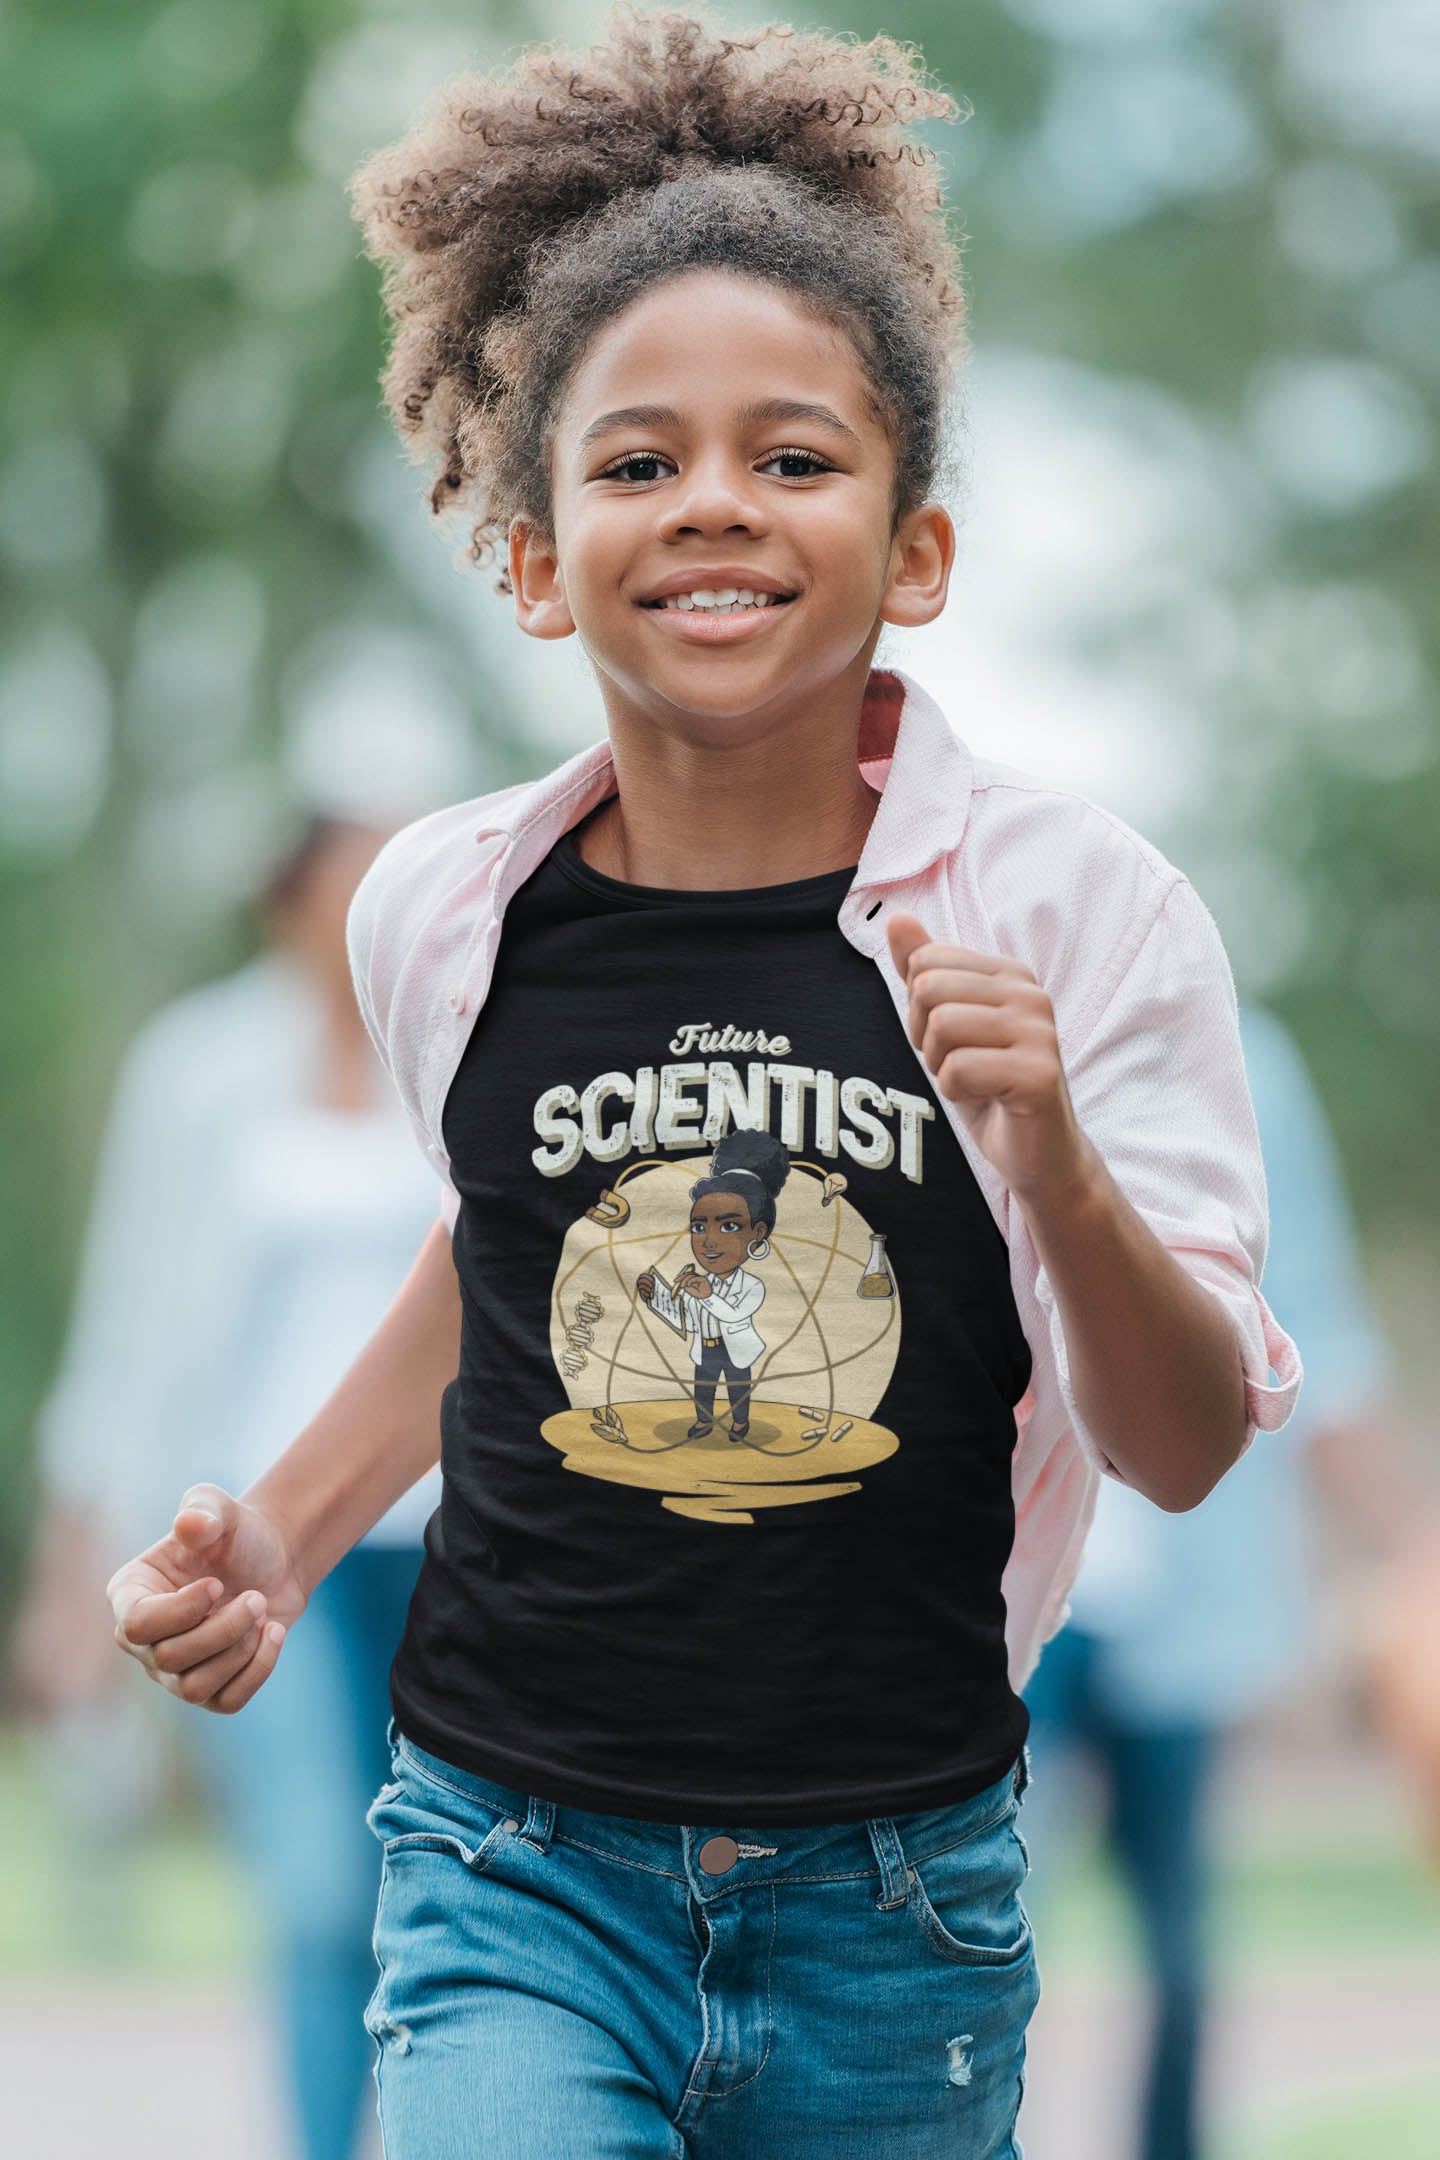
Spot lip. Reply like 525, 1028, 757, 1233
638, 566, 798, 604
645, 604, 790, 646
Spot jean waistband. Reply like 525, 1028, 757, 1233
386, 1718, 1029, 1887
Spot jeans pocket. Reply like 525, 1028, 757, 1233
367, 1753, 521, 1875
905, 1802, 1034, 1969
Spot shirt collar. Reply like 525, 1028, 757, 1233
484, 666, 972, 911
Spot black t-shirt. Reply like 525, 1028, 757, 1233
390, 823, 1033, 1825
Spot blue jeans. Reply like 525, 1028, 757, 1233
191, 1544, 424, 2160
363, 1725, 1039, 2157
1023, 1626, 1218, 2160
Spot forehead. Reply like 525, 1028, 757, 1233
556, 270, 877, 437
692, 1191, 748, 1215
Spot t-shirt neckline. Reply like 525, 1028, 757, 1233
552, 826, 860, 910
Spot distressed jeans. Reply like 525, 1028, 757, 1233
364, 1721, 1039, 2157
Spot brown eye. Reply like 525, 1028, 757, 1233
757, 447, 831, 479
598, 452, 675, 484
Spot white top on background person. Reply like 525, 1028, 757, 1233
34, 948, 443, 1573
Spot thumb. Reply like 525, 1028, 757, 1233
172, 1484, 236, 1552
886, 910, 933, 985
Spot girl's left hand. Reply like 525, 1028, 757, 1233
886, 911, 1093, 1206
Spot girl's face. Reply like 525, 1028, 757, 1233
689, 1191, 760, 1278
511, 271, 952, 739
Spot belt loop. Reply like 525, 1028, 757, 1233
1014, 1745, 1032, 1801
866, 1816, 911, 1911
385, 1714, 398, 1752
520, 1794, 555, 1852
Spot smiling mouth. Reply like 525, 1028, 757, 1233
640, 587, 796, 614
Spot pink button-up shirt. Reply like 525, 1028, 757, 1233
347, 668, 1303, 1687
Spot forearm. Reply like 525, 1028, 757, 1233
1017, 1136, 1248, 1511
246, 1218, 460, 1595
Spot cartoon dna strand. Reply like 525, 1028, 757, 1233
561, 1291, 605, 1377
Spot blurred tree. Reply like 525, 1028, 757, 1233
1, 0, 1435, 1616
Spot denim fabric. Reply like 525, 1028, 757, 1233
362, 1724, 1038, 2158
1023, 1626, 1217, 2160
190, 1547, 423, 2160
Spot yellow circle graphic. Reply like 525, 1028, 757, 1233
543, 1156, 901, 1524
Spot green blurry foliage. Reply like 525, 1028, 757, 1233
1, 0, 1436, 1620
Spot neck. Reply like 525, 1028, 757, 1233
576, 657, 881, 889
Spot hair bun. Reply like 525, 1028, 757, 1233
711, 1127, 791, 1200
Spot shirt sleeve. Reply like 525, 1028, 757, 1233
1034, 874, 1304, 1480
345, 810, 472, 1230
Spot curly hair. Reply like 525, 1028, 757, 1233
690, 1127, 791, 1233
350, 6, 969, 589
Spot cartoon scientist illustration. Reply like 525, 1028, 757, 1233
637, 1129, 789, 1441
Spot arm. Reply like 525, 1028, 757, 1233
110, 1215, 458, 1712
687, 1274, 765, 1324
1013, 1145, 1246, 1510
889, 886, 1296, 1515
245, 1214, 458, 1597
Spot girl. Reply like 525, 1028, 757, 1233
107, 11, 1302, 2156
638, 1128, 787, 1441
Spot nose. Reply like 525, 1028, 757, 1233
657, 452, 768, 543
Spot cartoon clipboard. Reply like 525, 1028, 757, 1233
645, 1265, 691, 1339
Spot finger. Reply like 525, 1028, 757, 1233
885, 911, 933, 983
920, 1005, 1015, 1070
171, 1488, 232, 1557
909, 966, 1012, 1015
162, 1621, 265, 1706
889, 915, 1007, 986
934, 1045, 1044, 1102
907, 974, 1009, 1054
114, 1576, 224, 1645
208, 1621, 287, 1716
149, 1591, 269, 1677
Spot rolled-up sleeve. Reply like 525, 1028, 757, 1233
1035, 874, 1304, 1479
344, 812, 471, 1231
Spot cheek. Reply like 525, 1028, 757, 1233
797, 503, 897, 606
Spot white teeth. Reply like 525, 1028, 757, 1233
656, 589, 784, 612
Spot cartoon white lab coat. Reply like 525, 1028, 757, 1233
680, 1266, 767, 1367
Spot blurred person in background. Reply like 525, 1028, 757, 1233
8, 812, 444, 2160
1020, 997, 1435, 2160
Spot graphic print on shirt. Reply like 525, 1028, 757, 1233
538, 1032, 930, 1523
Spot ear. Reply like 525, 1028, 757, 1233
510, 518, 576, 641
879, 501, 955, 631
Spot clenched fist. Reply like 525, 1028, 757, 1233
108, 1484, 308, 1716
886, 911, 1090, 1205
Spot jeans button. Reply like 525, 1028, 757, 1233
698, 1835, 739, 1875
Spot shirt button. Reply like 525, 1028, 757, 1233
698, 1835, 740, 1875
448, 988, 466, 1014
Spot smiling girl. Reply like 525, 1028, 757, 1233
107, 11, 1301, 2155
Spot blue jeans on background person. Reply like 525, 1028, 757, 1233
1022, 1627, 1218, 2160
364, 1727, 1040, 2157
191, 1543, 423, 2160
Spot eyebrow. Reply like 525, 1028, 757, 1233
577, 397, 863, 451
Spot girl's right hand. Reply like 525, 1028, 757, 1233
107, 1483, 309, 1714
